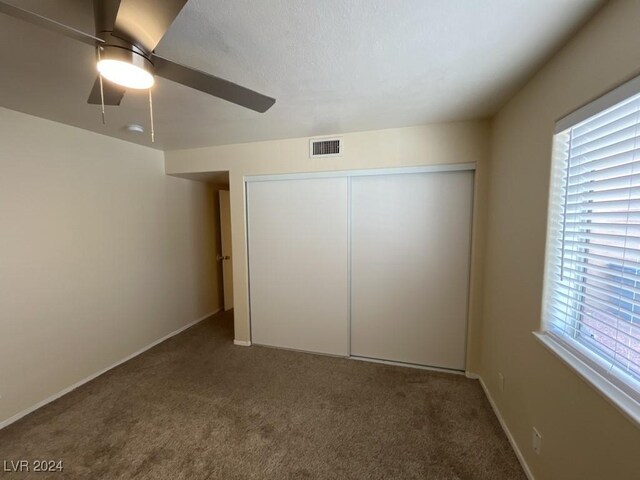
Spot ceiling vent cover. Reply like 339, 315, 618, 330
310, 137, 342, 158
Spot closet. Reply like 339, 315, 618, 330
246, 165, 474, 370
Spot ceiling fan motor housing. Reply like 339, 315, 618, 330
96, 31, 155, 77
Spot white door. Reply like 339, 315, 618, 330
350, 171, 473, 370
219, 190, 234, 311
247, 177, 349, 356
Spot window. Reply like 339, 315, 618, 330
540, 77, 640, 423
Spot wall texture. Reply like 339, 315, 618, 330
481, 1, 640, 479
0, 107, 221, 425
165, 120, 491, 374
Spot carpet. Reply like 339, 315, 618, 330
0, 310, 526, 479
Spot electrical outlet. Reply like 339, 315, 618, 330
498, 372, 505, 392
532, 427, 542, 455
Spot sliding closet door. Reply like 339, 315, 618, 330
247, 177, 349, 356
350, 171, 473, 370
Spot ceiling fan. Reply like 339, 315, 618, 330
0, 0, 276, 125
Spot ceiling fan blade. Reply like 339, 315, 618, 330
152, 54, 276, 113
93, 0, 121, 35
112, 0, 187, 52
87, 76, 126, 106
0, 1, 102, 47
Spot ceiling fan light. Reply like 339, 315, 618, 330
97, 59, 154, 90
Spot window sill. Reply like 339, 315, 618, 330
533, 331, 640, 429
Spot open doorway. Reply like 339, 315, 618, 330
150, 168, 235, 344
172, 170, 233, 314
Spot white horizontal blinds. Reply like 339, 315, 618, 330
546, 91, 640, 394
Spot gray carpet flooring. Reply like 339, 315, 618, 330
0, 310, 526, 479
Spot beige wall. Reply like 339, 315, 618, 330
0, 107, 221, 425
481, 1, 640, 479
165, 121, 491, 373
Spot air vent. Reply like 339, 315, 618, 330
310, 137, 342, 158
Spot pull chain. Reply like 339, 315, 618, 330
97, 47, 105, 125
148, 88, 155, 143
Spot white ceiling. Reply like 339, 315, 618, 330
0, 0, 602, 151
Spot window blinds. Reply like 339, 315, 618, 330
543, 89, 640, 400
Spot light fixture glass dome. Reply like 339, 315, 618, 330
97, 59, 155, 90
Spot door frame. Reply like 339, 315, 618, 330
218, 189, 233, 311
244, 162, 475, 183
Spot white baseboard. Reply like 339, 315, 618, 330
0, 308, 221, 431
234, 339, 251, 346
465, 371, 480, 379
477, 376, 535, 480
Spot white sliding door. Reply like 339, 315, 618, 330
350, 171, 473, 370
247, 177, 349, 356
